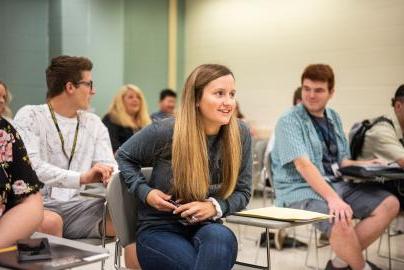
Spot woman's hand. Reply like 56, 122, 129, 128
146, 189, 177, 212
174, 201, 217, 223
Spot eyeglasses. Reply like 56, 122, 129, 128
76, 80, 93, 90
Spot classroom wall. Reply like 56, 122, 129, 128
53, 0, 125, 115
184, 0, 404, 134
124, 0, 169, 114
0, 0, 49, 113
1, 0, 185, 116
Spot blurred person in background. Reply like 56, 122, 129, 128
151, 88, 177, 122
103, 84, 151, 153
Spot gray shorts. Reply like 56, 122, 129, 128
288, 181, 392, 236
44, 198, 105, 239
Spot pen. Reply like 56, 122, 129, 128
0, 245, 17, 253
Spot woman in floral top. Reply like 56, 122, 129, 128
0, 81, 43, 248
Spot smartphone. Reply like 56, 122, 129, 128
168, 199, 194, 225
17, 238, 52, 261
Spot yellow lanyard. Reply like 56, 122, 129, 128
47, 103, 79, 169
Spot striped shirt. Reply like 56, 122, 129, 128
271, 104, 350, 206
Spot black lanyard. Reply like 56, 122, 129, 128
307, 110, 338, 157
47, 103, 79, 169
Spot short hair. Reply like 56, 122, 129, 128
391, 84, 404, 107
293, 87, 302, 106
46, 55, 93, 99
159, 88, 177, 101
301, 64, 335, 91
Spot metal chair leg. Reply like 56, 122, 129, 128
114, 238, 122, 270
101, 200, 108, 270
265, 228, 271, 270
314, 227, 319, 270
304, 226, 314, 268
305, 226, 327, 270
387, 226, 392, 270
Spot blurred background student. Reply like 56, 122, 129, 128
150, 88, 177, 122
103, 84, 151, 152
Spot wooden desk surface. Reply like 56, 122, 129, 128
225, 215, 316, 229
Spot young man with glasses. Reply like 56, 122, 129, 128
271, 64, 399, 270
13, 56, 137, 268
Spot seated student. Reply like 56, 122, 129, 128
116, 64, 252, 270
150, 88, 177, 122
271, 64, 399, 270
103, 84, 151, 152
0, 81, 43, 248
358, 84, 404, 208
14, 56, 116, 238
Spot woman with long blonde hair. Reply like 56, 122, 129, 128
116, 64, 252, 270
103, 84, 151, 152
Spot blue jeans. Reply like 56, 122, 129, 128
136, 222, 238, 270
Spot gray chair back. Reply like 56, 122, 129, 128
106, 167, 152, 247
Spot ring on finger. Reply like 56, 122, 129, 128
191, 216, 198, 222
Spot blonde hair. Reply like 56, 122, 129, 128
107, 84, 151, 129
172, 64, 242, 202
0, 81, 12, 118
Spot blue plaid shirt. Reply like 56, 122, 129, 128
271, 104, 350, 206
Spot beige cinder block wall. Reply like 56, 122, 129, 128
184, 0, 404, 137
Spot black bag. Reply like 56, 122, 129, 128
349, 116, 394, 160
339, 165, 404, 182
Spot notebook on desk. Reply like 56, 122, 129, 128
0, 242, 108, 270
234, 206, 330, 223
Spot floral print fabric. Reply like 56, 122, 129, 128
0, 118, 42, 215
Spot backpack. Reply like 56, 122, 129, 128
349, 116, 394, 160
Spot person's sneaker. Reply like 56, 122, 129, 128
259, 231, 274, 247
274, 229, 287, 250
319, 232, 330, 245
366, 261, 382, 270
324, 260, 350, 270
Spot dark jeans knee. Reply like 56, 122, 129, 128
194, 224, 238, 264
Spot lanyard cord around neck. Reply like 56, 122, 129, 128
47, 103, 79, 169
306, 109, 337, 157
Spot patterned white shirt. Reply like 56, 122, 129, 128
14, 104, 117, 199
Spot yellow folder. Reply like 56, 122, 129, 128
235, 206, 331, 222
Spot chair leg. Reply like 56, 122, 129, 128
304, 226, 314, 268
101, 200, 108, 270
387, 225, 392, 270
265, 228, 271, 270
102, 201, 108, 247
292, 227, 297, 248
314, 227, 319, 270
305, 226, 323, 270
254, 231, 262, 264
377, 226, 393, 270
114, 238, 122, 270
